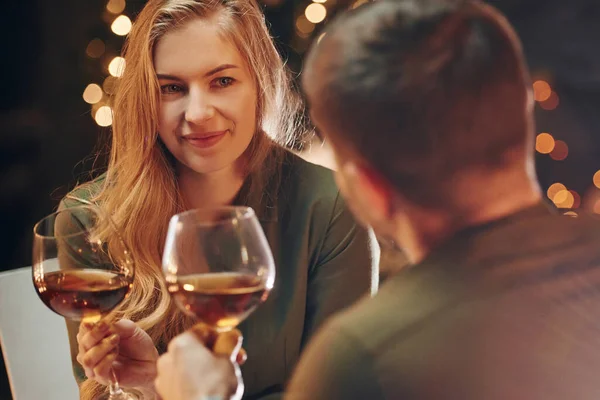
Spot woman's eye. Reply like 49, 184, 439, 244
214, 77, 235, 88
160, 84, 183, 94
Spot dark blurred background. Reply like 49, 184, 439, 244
1, 0, 599, 397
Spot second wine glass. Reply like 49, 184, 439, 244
162, 206, 275, 332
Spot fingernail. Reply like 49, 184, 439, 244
82, 322, 93, 330
108, 334, 119, 344
97, 321, 109, 332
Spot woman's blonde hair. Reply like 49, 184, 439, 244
77, 1, 304, 397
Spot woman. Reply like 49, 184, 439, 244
65, 0, 378, 398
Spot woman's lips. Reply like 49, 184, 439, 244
183, 130, 228, 149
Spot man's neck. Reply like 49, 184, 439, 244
177, 164, 246, 210
395, 177, 542, 265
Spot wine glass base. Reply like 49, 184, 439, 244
99, 390, 140, 400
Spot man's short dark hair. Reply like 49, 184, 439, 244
305, 0, 532, 205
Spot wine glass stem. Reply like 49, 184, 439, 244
109, 367, 124, 395
107, 344, 132, 399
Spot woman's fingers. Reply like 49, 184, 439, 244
79, 320, 113, 352
79, 333, 120, 375
92, 353, 118, 386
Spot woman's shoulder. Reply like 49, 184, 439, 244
60, 173, 107, 208
281, 150, 338, 202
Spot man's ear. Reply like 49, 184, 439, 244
339, 160, 395, 222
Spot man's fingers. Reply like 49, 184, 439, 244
190, 322, 218, 347
213, 329, 243, 363
236, 348, 247, 365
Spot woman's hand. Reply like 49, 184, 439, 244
76, 319, 159, 392
155, 324, 246, 400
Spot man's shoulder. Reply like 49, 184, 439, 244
329, 265, 455, 354
288, 269, 451, 399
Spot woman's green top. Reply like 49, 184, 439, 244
63, 150, 378, 399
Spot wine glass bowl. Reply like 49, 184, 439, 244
162, 206, 275, 332
32, 205, 134, 323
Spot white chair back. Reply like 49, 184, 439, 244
0, 267, 79, 399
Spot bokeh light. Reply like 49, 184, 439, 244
549, 140, 568, 161
106, 0, 126, 14
547, 183, 566, 200
553, 189, 574, 209
82, 84, 103, 104
103, 76, 118, 95
594, 200, 600, 215
296, 15, 315, 36
351, 0, 371, 9
533, 80, 552, 102
108, 57, 126, 77
593, 171, 600, 189
535, 133, 555, 154
563, 211, 578, 218
86, 39, 105, 59
569, 190, 581, 209
305, 3, 327, 24
540, 92, 560, 110
111, 15, 132, 36
94, 106, 113, 127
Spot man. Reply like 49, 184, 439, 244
155, 1, 600, 399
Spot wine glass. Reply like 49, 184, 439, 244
32, 204, 136, 400
162, 206, 275, 332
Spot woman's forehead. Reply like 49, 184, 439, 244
154, 17, 246, 77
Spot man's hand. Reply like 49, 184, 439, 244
155, 324, 245, 400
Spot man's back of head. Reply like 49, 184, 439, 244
304, 0, 536, 209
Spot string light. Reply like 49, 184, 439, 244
549, 140, 568, 161
108, 57, 126, 77
547, 183, 566, 200
111, 15, 132, 36
535, 133, 555, 154
296, 15, 315, 36
569, 190, 581, 209
594, 200, 600, 215
553, 189, 574, 209
540, 92, 560, 110
82, 84, 103, 104
533, 80, 552, 102
103, 76, 118, 95
305, 3, 327, 24
593, 171, 600, 189
86, 39, 105, 58
106, 0, 126, 15
94, 106, 113, 127
351, 0, 370, 9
